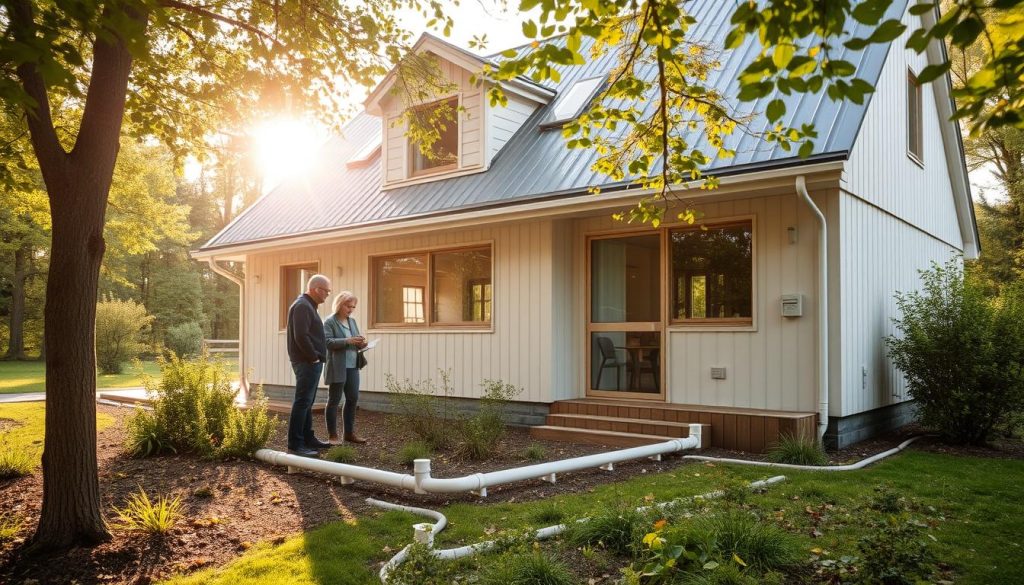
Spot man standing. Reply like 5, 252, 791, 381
286, 274, 332, 457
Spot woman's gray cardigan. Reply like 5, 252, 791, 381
323, 315, 359, 384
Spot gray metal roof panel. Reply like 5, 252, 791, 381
202, 0, 906, 250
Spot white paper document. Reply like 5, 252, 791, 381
358, 338, 379, 353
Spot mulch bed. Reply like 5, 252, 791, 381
1, 404, 1021, 584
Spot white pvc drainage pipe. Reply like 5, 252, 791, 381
683, 436, 924, 471
373, 476, 788, 583
255, 424, 703, 496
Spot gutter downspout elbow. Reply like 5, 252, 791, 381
795, 176, 829, 442
206, 257, 248, 398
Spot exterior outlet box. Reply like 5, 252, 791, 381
781, 294, 803, 317
710, 367, 727, 380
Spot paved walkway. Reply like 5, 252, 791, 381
0, 387, 147, 404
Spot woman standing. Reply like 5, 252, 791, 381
324, 291, 368, 443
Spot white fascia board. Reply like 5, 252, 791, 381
190, 161, 845, 259
922, 8, 979, 258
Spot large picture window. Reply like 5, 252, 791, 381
373, 245, 492, 328
670, 222, 752, 324
409, 96, 459, 176
279, 262, 319, 330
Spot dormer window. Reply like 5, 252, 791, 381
542, 76, 604, 128
409, 96, 460, 176
347, 134, 382, 169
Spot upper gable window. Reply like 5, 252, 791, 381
907, 69, 923, 165
542, 76, 604, 128
409, 96, 460, 176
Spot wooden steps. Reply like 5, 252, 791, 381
531, 398, 818, 453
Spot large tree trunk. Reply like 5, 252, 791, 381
12, 0, 147, 552
4, 243, 30, 360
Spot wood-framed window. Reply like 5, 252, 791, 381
907, 69, 923, 164
408, 96, 460, 177
372, 245, 492, 328
670, 221, 753, 325
279, 262, 319, 330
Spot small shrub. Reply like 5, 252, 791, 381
857, 517, 935, 585
566, 505, 648, 555
397, 441, 433, 466
480, 551, 575, 585
885, 260, 1024, 445
0, 442, 36, 479
113, 487, 182, 535
0, 512, 23, 543
766, 433, 828, 466
219, 387, 277, 459
387, 370, 457, 448
387, 543, 459, 585
522, 442, 546, 461
150, 354, 237, 456
164, 321, 204, 358
456, 379, 521, 460
868, 484, 906, 514
95, 296, 153, 374
324, 445, 358, 463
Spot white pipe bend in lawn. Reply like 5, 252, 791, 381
255, 424, 703, 496
372, 476, 788, 583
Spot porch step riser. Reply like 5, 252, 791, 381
546, 414, 690, 438
529, 426, 676, 448
551, 402, 707, 424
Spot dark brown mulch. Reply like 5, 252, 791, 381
1, 404, 1021, 585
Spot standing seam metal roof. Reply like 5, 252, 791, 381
201, 0, 907, 251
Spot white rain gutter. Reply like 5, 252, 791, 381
682, 436, 924, 471
205, 257, 248, 398
255, 424, 703, 496
795, 176, 829, 441
373, 476, 788, 583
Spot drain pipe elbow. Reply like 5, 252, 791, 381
795, 176, 829, 442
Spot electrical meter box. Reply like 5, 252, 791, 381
781, 294, 803, 317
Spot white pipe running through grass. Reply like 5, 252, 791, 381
682, 436, 924, 471
255, 424, 703, 496
372, 476, 787, 583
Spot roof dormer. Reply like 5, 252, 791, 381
364, 34, 554, 189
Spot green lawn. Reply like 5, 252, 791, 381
0, 403, 114, 469
0, 359, 237, 394
161, 449, 1024, 585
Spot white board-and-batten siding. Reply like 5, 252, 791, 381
838, 9, 966, 417
487, 95, 538, 162
243, 220, 563, 403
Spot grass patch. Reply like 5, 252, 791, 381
113, 488, 182, 535
0, 359, 237, 394
0, 512, 23, 543
0, 403, 115, 471
766, 433, 828, 466
521, 442, 547, 461
156, 451, 1024, 585
323, 445, 357, 463
396, 440, 433, 466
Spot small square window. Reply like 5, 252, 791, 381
409, 96, 460, 176
907, 70, 923, 164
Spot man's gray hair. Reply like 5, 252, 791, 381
306, 274, 331, 291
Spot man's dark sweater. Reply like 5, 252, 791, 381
287, 293, 327, 364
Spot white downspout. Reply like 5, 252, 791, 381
795, 176, 828, 441
206, 257, 248, 398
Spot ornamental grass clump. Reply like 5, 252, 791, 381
766, 433, 828, 466
113, 487, 182, 535
479, 551, 575, 585
0, 442, 35, 479
396, 440, 433, 466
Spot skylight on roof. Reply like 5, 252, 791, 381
543, 76, 604, 128
346, 133, 382, 168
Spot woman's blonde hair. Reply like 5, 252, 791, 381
332, 290, 358, 316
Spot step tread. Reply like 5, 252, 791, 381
548, 413, 705, 428
554, 398, 816, 419
529, 425, 678, 447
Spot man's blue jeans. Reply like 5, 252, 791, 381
288, 361, 323, 450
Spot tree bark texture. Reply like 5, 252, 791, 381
12, 0, 148, 552
4, 244, 30, 360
